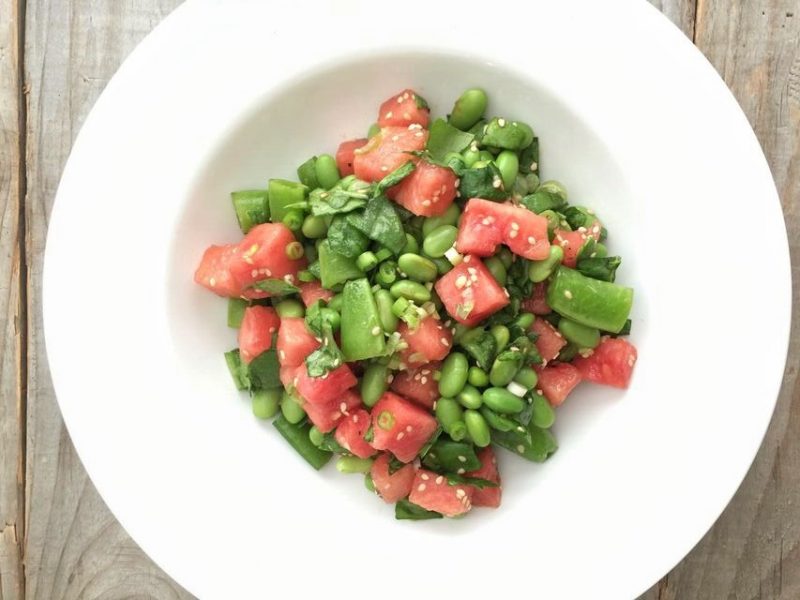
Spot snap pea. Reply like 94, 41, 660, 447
482, 387, 525, 414
547, 266, 633, 333
422, 439, 481, 471
302, 214, 328, 238
227, 298, 248, 328
464, 410, 491, 447
439, 352, 469, 398
492, 422, 557, 463
314, 154, 341, 189
273, 415, 332, 470
364, 473, 376, 492
336, 456, 373, 474
356, 251, 379, 272
468, 366, 490, 387
297, 269, 317, 283
252, 389, 281, 419
285, 241, 305, 260
231, 190, 270, 234
280, 390, 306, 424
457, 384, 483, 409
319, 307, 341, 332
274, 298, 305, 318
449, 88, 488, 131
341, 278, 385, 361
374, 289, 399, 333
435, 397, 464, 435
489, 324, 510, 352
376, 260, 398, 287
361, 364, 389, 407
308, 425, 325, 447
422, 225, 458, 258
538, 179, 568, 202
558, 318, 601, 349
403, 233, 420, 255
531, 394, 556, 429
327, 293, 343, 312
374, 248, 393, 262
480, 406, 517, 432
398, 253, 438, 282
495, 150, 519, 190
484, 256, 507, 286
513, 367, 539, 390
528, 245, 564, 283
391, 296, 410, 318
481, 117, 534, 150
461, 146, 481, 167
367, 122, 381, 138
422, 204, 460, 236
390, 280, 431, 303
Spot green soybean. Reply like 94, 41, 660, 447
457, 384, 483, 409
361, 364, 389, 407
376, 260, 398, 287
274, 298, 305, 318
367, 122, 380, 138
514, 367, 539, 390
449, 420, 468, 441
497, 247, 514, 269
327, 293, 343, 312
482, 117, 534, 150
301, 214, 328, 238
461, 146, 481, 167
422, 204, 460, 236
435, 398, 465, 434
402, 233, 420, 255
282, 209, 304, 232
390, 280, 431, 303
482, 387, 525, 414
464, 410, 491, 447
398, 253, 438, 282
528, 245, 564, 283
227, 298, 248, 328
468, 366, 490, 387
319, 307, 341, 332
531, 394, 556, 429
281, 390, 306, 424
431, 256, 453, 275
315, 154, 341, 189
374, 289, 399, 333
484, 256, 507, 286
439, 352, 469, 398
480, 406, 518, 432
449, 88, 488, 131
336, 456, 373, 474
489, 356, 520, 387
252, 389, 281, 420
452, 323, 473, 344
308, 425, 325, 447
525, 173, 540, 191
422, 225, 458, 258
495, 150, 519, 190
513, 312, 535, 331
489, 324, 510, 352
356, 251, 379, 272
558, 318, 601, 349
538, 179, 568, 201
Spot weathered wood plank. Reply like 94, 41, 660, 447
648, 0, 698, 38
0, 0, 23, 597
641, 1, 800, 598
23, 1, 189, 598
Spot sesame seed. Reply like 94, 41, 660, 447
397, 432, 405, 440
422, 199, 431, 206
560, 239, 568, 247
470, 142, 478, 152
243, 256, 253, 265
340, 402, 347, 412
251, 269, 258, 278
406, 425, 413, 432
590, 252, 597, 258
387, 374, 394, 384
497, 118, 506, 127
421, 369, 431, 375
530, 161, 538, 171
455, 275, 467, 288
415, 131, 424, 137
417, 483, 426, 492
457, 468, 465, 474
397, 96, 404, 103
408, 123, 423, 130
592, 225, 601, 234
279, 350, 286, 360
392, 134, 400, 141
527, 236, 536, 244
421, 473, 430, 480
352, 414, 359, 423
413, 372, 421, 381
503, 288, 510, 298
440, 337, 449, 347
403, 92, 409, 99
371, 326, 381, 336
269, 327, 275, 334
456, 489, 466, 499
457, 455, 467, 463
516, 444, 526, 453
628, 356, 635, 367
380, 165, 389, 172
463, 255, 471, 263
492, 177, 502, 189
385, 111, 394, 119
564, 290, 573, 299
509, 229, 518, 238
511, 222, 520, 230
578, 226, 587, 233
421, 376, 428, 384
435, 476, 444, 484
209, 277, 216, 286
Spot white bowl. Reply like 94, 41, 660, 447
43, 1, 791, 599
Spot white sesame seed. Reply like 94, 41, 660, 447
417, 483, 426, 492
564, 290, 573, 299
392, 134, 400, 141
516, 444, 526, 453
408, 123, 423, 130
628, 356, 635, 367
397, 432, 405, 440
371, 326, 381, 336
457, 468, 465, 474
406, 425, 413, 433
415, 131, 424, 137
456, 489, 466, 499
527, 236, 536, 244
435, 476, 444, 484
457, 455, 467, 463
463, 255, 471, 263
421, 199, 431, 206
380, 165, 389, 172
509, 229, 518, 238
497, 118, 506, 127
279, 350, 286, 360
420, 376, 428, 384
440, 337, 449, 347
403, 92, 409, 99
455, 275, 467, 289
352, 414, 359, 423
421, 473, 429, 480
492, 177, 502, 189
592, 225, 601, 234
209, 277, 216, 287
560, 240, 568, 247
397, 96, 404, 103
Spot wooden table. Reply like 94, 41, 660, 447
1, 1, 797, 598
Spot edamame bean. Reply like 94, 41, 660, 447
461, 146, 481, 167
558, 318, 601, 349
489, 325, 510, 352
478, 150, 494, 162
336, 456, 374, 474
367, 122, 381, 138
356, 251, 379, 272
327, 293, 343, 312
484, 256, 507, 286
497, 247, 514, 269
513, 173, 529, 197
364, 473, 376, 492
464, 410, 491, 447
309, 425, 325, 447
449, 88, 488, 131
439, 352, 469, 398
274, 298, 305, 318
403, 233, 420, 255
422, 225, 458, 258
422, 204, 461, 236
538, 179, 568, 201
482, 387, 525, 414
514, 367, 539, 390
457, 384, 483, 409
390, 279, 431, 303
525, 173, 540, 191
398, 253, 437, 282
374, 289, 399, 333
285, 241, 305, 260
302, 214, 328, 238
468, 366, 490, 387
531, 394, 556, 429
480, 406, 517, 432
539, 209, 561, 236
489, 356, 520, 387
449, 420, 468, 441
361, 364, 389, 407
252, 389, 281, 420
495, 150, 519, 190
376, 261, 398, 287
315, 154, 341, 189
513, 312, 535, 331
435, 398, 464, 434
281, 390, 306, 424
282, 209, 304, 232
482, 117, 535, 150
528, 245, 564, 283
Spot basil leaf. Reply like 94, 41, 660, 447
519, 136, 539, 174
418, 425, 443, 459
395, 499, 442, 521
576, 256, 622, 283
375, 161, 416, 193
346, 194, 406, 254
520, 190, 566, 214
305, 322, 344, 378
426, 118, 475, 162
458, 329, 497, 371
414, 93, 430, 110
247, 345, 282, 390
563, 206, 598, 230
327, 215, 370, 258
459, 163, 509, 200
317, 430, 347, 453
250, 278, 300, 296
309, 187, 369, 216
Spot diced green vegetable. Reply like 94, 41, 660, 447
231, 190, 269, 233
268, 179, 307, 224
547, 266, 633, 333
227, 298, 248, 328
297, 157, 320, 189
273, 416, 332, 470
318, 240, 364, 289
395, 499, 443, 520
341, 278, 386, 361
426, 118, 475, 161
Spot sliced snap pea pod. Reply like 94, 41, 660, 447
528, 245, 564, 283
336, 456, 373, 474
376, 260, 398, 287
449, 88, 488, 131
274, 298, 305, 319
341, 278, 385, 361
481, 117, 534, 150
273, 415, 332, 470
374, 289, 399, 333
227, 298, 248, 328
492, 422, 557, 463
423, 439, 481, 472
268, 179, 307, 224
356, 251, 379, 272
480, 406, 517, 432
558, 318, 601, 349
547, 266, 633, 333
231, 189, 270, 233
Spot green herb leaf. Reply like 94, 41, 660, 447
250, 278, 300, 296
426, 118, 475, 162
576, 256, 622, 283
459, 163, 509, 200
563, 206, 598, 230
224, 349, 250, 391
458, 329, 497, 371
316, 430, 347, 454
395, 499, 443, 520
327, 215, 370, 258
445, 473, 499, 489
247, 343, 282, 390
520, 190, 566, 214
346, 194, 407, 254
414, 93, 430, 110
418, 425, 443, 459
519, 136, 539, 174
309, 187, 370, 216
492, 422, 557, 463
375, 161, 416, 194
305, 322, 345, 378
363, 425, 374, 443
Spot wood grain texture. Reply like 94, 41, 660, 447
0, 0, 23, 598
23, 1, 189, 599
640, 1, 800, 599
649, 0, 697, 38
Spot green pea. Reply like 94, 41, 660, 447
531, 394, 556, 429
367, 122, 381, 138
480, 406, 517, 432
274, 298, 305, 318
390, 279, 431, 303
282, 209, 304, 232
538, 179, 568, 202
464, 410, 491, 447
449, 88, 488, 131
285, 241, 305, 260
495, 150, 519, 190
435, 398, 464, 434
319, 307, 341, 332
481, 117, 534, 150
364, 473, 376, 492
483, 256, 507, 286
482, 387, 525, 414
376, 260, 398, 287
361, 364, 389, 407
439, 352, 469, 398
281, 390, 306, 424
489, 325, 510, 352
461, 146, 481, 167
336, 456, 373, 474
528, 245, 564, 283
422, 225, 458, 258
496, 247, 514, 269
513, 312, 535, 331
468, 366, 490, 388
309, 425, 325, 447
327, 293, 343, 312
422, 204, 461, 236
514, 367, 539, 390
314, 154, 341, 189
449, 420, 468, 441
398, 253, 438, 283
301, 214, 328, 238
489, 356, 519, 387
403, 233, 420, 255
457, 384, 483, 410
373, 289, 399, 334
356, 251, 379, 272
252, 389, 281, 420
558, 318, 601, 349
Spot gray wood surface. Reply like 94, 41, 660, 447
0, 0, 796, 598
